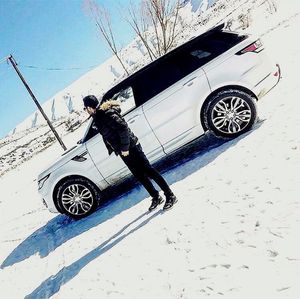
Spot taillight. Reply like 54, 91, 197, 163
236, 39, 263, 55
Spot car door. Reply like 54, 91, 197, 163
141, 48, 211, 154
85, 129, 125, 185
86, 86, 164, 185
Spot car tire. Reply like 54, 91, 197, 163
206, 89, 257, 138
56, 177, 100, 219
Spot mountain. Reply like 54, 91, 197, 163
183, 0, 216, 12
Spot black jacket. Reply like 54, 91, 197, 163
93, 100, 138, 155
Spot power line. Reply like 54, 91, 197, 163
1, 55, 99, 71
18, 63, 100, 71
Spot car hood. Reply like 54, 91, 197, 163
38, 143, 87, 180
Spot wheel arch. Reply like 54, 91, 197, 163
52, 175, 102, 213
200, 85, 258, 131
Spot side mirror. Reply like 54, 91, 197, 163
77, 139, 83, 145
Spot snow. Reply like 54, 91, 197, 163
1, 1, 300, 298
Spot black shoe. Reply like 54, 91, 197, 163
163, 195, 178, 211
148, 195, 164, 211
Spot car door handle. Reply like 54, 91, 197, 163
183, 77, 197, 87
127, 115, 140, 124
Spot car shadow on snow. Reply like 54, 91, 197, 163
1, 120, 264, 273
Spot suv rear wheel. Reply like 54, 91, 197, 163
206, 89, 257, 138
56, 177, 99, 219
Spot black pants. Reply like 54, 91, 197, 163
121, 144, 173, 198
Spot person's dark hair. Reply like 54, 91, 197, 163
83, 95, 99, 109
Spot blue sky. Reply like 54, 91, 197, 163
0, 0, 137, 138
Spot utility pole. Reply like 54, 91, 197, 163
7, 55, 67, 151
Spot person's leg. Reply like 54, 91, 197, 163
144, 163, 177, 210
121, 150, 159, 198
133, 144, 174, 196
121, 145, 164, 210
129, 144, 177, 210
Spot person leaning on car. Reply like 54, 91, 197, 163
83, 95, 177, 211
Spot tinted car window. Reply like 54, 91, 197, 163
176, 31, 247, 76
110, 86, 136, 115
102, 86, 137, 115
134, 61, 182, 105
83, 121, 98, 142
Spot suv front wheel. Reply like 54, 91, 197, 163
206, 89, 257, 138
56, 177, 99, 219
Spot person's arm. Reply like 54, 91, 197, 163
107, 113, 131, 154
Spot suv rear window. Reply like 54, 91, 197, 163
206, 30, 247, 49
179, 31, 247, 70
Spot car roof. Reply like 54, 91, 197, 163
102, 23, 227, 101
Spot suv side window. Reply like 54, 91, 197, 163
174, 48, 211, 78
134, 61, 182, 105
82, 120, 99, 143
110, 86, 136, 115
84, 86, 136, 142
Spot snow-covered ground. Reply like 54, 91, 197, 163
1, 2, 300, 298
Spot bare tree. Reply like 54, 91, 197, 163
83, 0, 129, 75
265, 0, 277, 14
126, 0, 185, 60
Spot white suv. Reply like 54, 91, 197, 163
38, 24, 280, 219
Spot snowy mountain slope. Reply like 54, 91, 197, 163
1, 1, 300, 298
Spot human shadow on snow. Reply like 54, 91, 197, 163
25, 210, 163, 299
1, 121, 263, 270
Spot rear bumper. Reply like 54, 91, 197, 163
254, 63, 281, 99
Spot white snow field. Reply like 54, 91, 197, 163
1, 2, 300, 299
